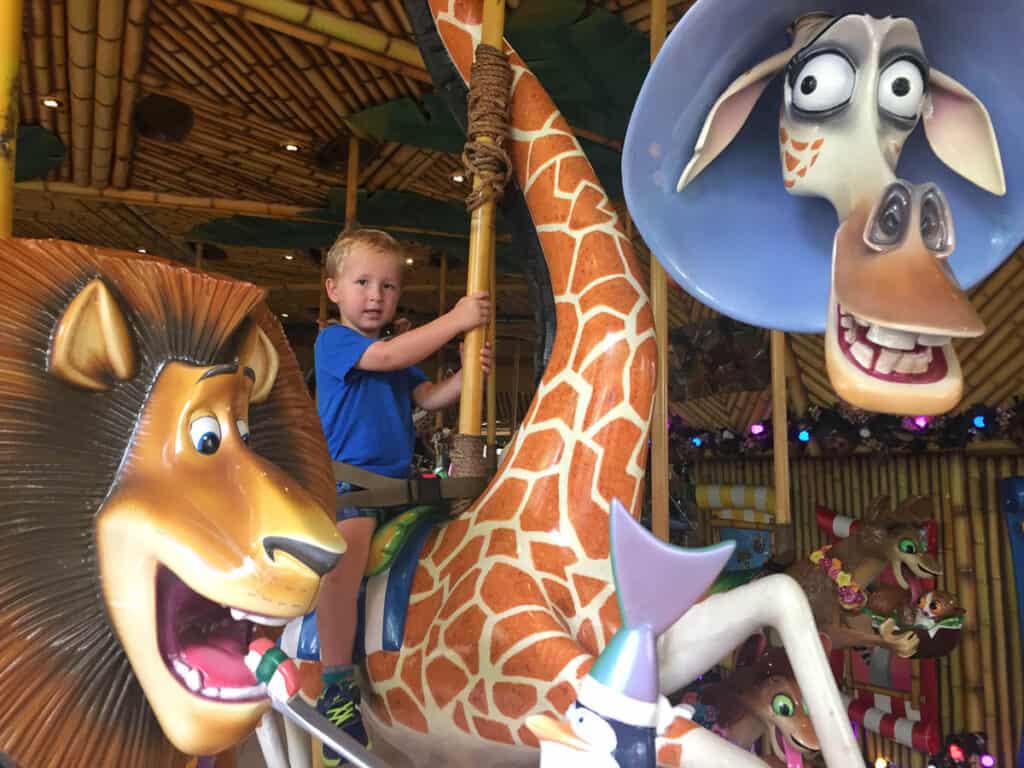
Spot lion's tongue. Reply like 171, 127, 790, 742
778, 729, 804, 768
181, 639, 257, 688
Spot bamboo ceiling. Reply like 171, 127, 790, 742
9, 0, 1022, 424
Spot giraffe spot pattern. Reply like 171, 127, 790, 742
494, 682, 538, 719
426, 657, 468, 710
489, 610, 567, 665
473, 717, 515, 745
529, 541, 578, 580
468, 678, 489, 715
521, 473, 561, 532
386, 688, 428, 733
542, 578, 576, 620
481, 563, 546, 614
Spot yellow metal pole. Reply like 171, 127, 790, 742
435, 250, 447, 430
345, 136, 359, 228
649, 0, 669, 541
194, 242, 204, 271
770, 327, 790, 561
458, 0, 505, 437
0, 0, 24, 236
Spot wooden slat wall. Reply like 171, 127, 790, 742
691, 452, 1024, 768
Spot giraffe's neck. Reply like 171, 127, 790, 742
430, 1, 656, 644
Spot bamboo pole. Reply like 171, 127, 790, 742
195, 242, 204, 271
986, 457, 1014, 763
30, 0, 54, 136
90, 0, 125, 187
967, 455, 998, 744
0, 0, 23, 235
771, 330, 792, 527
435, 250, 447, 431
111, 0, 152, 188
458, 0, 506, 438
951, 453, 984, 731
68, 0, 99, 187
649, 0, 670, 541
189, 0, 432, 83
50, 0, 71, 180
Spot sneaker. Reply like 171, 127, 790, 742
316, 679, 371, 767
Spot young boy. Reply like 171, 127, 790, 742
314, 228, 492, 765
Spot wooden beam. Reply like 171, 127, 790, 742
770, 330, 791, 525
649, 0, 669, 541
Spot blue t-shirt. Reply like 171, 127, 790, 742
315, 324, 428, 479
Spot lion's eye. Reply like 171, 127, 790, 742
189, 415, 221, 455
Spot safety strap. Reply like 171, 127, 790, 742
333, 461, 487, 509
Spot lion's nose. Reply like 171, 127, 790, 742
262, 536, 342, 576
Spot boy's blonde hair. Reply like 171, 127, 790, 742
324, 228, 405, 280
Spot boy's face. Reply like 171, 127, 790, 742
326, 244, 402, 337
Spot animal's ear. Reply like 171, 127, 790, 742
866, 495, 891, 521
894, 495, 933, 525
924, 68, 1006, 196
237, 320, 279, 404
677, 46, 795, 192
49, 278, 136, 391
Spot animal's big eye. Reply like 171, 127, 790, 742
878, 59, 925, 119
189, 415, 221, 455
791, 53, 855, 113
772, 694, 796, 718
930, 601, 940, 611
567, 704, 617, 752
898, 537, 918, 554
236, 418, 251, 444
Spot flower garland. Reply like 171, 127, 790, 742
809, 544, 866, 611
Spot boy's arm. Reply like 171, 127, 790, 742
412, 373, 463, 412
357, 292, 489, 372
411, 342, 492, 411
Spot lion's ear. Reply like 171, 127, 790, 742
49, 279, 136, 391
237, 321, 279, 404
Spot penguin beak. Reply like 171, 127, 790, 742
526, 715, 591, 751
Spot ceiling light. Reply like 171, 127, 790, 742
136, 247, 147, 253
280, 313, 289, 318
283, 143, 301, 152
405, 257, 414, 265
41, 97, 61, 109
283, 253, 295, 261
451, 173, 465, 183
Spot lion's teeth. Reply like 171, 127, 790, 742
230, 607, 289, 627
185, 667, 202, 692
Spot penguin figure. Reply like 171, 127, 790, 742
527, 499, 734, 767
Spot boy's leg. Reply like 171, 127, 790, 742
316, 515, 376, 767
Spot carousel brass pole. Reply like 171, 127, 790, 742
195, 242, 204, 271
457, 0, 505, 438
649, 0, 669, 541
435, 251, 447, 430
771, 330, 793, 559
345, 136, 359, 228
0, 0, 24, 236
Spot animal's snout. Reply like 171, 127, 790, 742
865, 181, 954, 257
263, 536, 342, 576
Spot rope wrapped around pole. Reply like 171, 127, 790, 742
462, 43, 512, 212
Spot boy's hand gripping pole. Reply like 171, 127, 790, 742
246, 639, 390, 768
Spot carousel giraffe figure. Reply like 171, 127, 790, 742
263, 2, 863, 766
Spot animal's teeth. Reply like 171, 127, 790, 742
230, 607, 290, 627
874, 349, 901, 375
172, 658, 191, 678
185, 668, 202, 692
866, 324, 917, 351
202, 687, 220, 697
216, 684, 267, 701
840, 315, 853, 329
918, 333, 951, 347
854, 316, 869, 327
843, 326, 857, 345
850, 342, 874, 368
895, 352, 929, 374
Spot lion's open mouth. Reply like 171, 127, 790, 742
156, 566, 291, 703
836, 305, 949, 384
